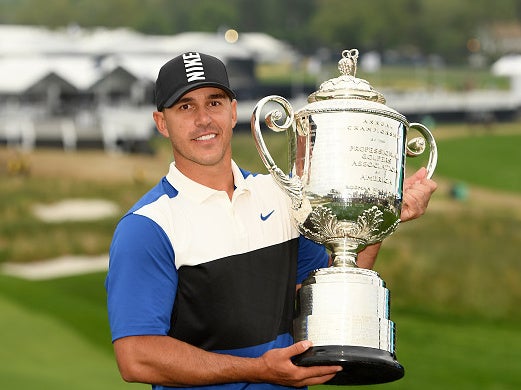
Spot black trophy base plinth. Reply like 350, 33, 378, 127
292, 345, 404, 385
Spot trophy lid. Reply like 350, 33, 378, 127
308, 49, 386, 104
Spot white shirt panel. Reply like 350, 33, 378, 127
134, 161, 299, 268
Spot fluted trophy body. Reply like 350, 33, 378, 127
251, 49, 437, 385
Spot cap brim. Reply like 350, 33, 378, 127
161, 82, 236, 110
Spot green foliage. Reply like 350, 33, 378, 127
310, 0, 521, 61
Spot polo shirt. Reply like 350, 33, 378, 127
106, 160, 328, 390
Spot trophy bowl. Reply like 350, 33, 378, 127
251, 49, 437, 385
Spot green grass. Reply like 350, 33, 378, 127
0, 294, 120, 388
353, 313, 521, 390
0, 273, 147, 389
355, 65, 510, 92
257, 63, 510, 92
1, 272, 520, 389
432, 133, 521, 193
377, 207, 521, 321
0, 273, 111, 350
0, 174, 152, 263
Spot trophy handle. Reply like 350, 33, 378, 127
251, 95, 303, 207
406, 123, 438, 179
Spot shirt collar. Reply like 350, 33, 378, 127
165, 160, 250, 204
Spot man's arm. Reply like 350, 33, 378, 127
356, 167, 437, 269
114, 335, 341, 387
356, 242, 382, 269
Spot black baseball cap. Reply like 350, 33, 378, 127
154, 52, 236, 111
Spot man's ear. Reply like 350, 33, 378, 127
153, 111, 169, 138
231, 99, 238, 129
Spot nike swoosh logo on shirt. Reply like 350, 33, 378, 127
260, 210, 275, 221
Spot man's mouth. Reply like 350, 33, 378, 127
194, 133, 216, 141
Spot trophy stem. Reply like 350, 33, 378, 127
329, 239, 361, 268
332, 252, 358, 268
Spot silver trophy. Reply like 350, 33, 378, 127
251, 49, 437, 385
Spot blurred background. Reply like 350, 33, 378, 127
0, 0, 520, 389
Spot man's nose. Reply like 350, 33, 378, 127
194, 108, 212, 125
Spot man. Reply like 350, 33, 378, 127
105, 52, 437, 390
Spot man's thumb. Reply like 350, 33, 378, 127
290, 341, 313, 357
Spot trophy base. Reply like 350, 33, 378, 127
293, 345, 404, 385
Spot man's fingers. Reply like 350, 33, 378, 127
404, 167, 428, 188
288, 342, 343, 377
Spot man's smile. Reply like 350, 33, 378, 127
194, 133, 217, 141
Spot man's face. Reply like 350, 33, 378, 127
154, 87, 237, 174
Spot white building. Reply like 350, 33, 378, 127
0, 25, 298, 150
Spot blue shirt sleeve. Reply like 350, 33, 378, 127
105, 213, 177, 342
296, 235, 328, 284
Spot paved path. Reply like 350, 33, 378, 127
1, 254, 108, 280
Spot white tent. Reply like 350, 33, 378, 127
0, 56, 100, 94
238, 32, 299, 63
491, 54, 521, 76
491, 54, 521, 97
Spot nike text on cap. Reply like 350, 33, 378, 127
154, 52, 236, 111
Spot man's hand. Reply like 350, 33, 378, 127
257, 341, 342, 387
401, 167, 437, 222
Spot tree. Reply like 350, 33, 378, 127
1, 0, 520, 63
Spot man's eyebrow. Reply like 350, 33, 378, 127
208, 92, 228, 99
176, 96, 194, 105
176, 92, 228, 105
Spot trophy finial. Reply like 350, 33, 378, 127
339, 49, 359, 76
308, 48, 385, 103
